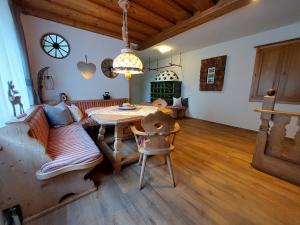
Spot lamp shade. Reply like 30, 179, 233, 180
113, 48, 143, 79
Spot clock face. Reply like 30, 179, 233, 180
101, 58, 118, 78
40, 33, 70, 59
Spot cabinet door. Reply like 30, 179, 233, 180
250, 46, 285, 100
277, 43, 300, 103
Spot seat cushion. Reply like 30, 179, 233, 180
41, 124, 101, 173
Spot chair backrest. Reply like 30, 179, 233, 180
152, 98, 167, 109
141, 111, 175, 150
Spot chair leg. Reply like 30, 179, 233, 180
139, 154, 148, 190
166, 154, 176, 187
138, 153, 143, 166
164, 155, 167, 164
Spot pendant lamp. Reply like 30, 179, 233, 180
113, 0, 143, 80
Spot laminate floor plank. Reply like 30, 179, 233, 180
24, 118, 300, 225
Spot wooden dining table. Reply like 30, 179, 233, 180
86, 105, 172, 173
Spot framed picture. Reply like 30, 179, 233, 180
199, 55, 227, 91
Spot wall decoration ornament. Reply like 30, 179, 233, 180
40, 33, 70, 59
77, 55, 96, 80
199, 55, 227, 91
103, 91, 111, 100
59, 92, 68, 102
101, 58, 118, 78
37, 66, 55, 104
155, 70, 179, 82
7, 81, 25, 117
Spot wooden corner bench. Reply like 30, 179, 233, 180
167, 106, 187, 119
0, 98, 128, 221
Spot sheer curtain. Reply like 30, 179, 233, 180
0, 0, 34, 127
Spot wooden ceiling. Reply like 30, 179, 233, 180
16, 0, 252, 50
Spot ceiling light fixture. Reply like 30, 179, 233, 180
113, 0, 143, 80
155, 45, 173, 54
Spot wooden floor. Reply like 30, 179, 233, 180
26, 118, 300, 225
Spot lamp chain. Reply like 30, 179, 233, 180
119, 0, 129, 47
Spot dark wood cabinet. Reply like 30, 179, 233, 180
151, 81, 182, 105
250, 38, 300, 104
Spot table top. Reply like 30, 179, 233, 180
87, 105, 171, 125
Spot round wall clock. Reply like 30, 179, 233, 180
40, 33, 70, 59
101, 58, 118, 78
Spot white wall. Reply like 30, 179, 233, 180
135, 22, 300, 137
21, 15, 129, 101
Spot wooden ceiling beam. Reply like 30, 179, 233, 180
131, 0, 192, 23
21, 7, 127, 42
138, 0, 252, 50
90, 0, 174, 30
20, 0, 146, 42
43, 0, 159, 35
173, 0, 216, 14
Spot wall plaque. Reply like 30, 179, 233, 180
199, 55, 227, 91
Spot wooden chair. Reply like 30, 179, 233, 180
152, 98, 168, 109
131, 111, 180, 189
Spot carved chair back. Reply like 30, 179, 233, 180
152, 98, 168, 109
140, 111, 175, 151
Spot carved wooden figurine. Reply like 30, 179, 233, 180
7, 81, 24, 117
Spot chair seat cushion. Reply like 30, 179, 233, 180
41, 124, 101, 173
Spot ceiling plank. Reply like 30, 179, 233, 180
22, 7, 126, 42
173, 0, 216, 14
138, 0, 252, 50
20, 0, 146, 42
131, 0, 192, 23
42, 0, 160, 35
91, 0, 174, 30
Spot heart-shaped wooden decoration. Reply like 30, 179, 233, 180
77, 56, 96, 80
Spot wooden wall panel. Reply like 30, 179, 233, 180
250, 38, 300, 104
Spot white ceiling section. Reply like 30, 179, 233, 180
138, 0, 300, 61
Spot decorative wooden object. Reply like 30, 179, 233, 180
7, 81, 25, 117
40, 33, 70, 59
199, 55, 227, 91
77, 55, 96, 80
250, 38, 300, 104
130, 111, 180, 189
151, 81, 182, 105
252, 90, 300, 185
0, 107, 102, 220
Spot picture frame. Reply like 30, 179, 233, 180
199, 55, 227, 91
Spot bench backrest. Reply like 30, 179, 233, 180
27, 106, 49, 148
68, 98, 128, 117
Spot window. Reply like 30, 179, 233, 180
250, 38, 300, 104
40, 33, 70, 59
0, 0, 31, 127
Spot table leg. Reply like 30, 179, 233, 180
97, 124, 106, 142
113, 124, 123, 174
